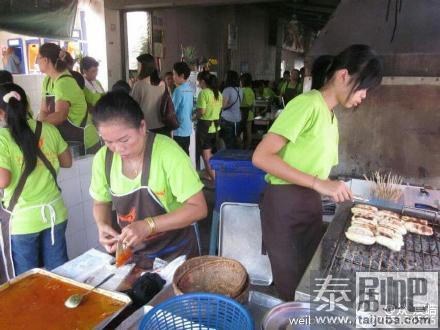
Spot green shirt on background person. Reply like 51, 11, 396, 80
42, 71, 100, 150
0, 120, 68, 235
196, 88, 223, 133
266, 90, 339, 185
241, 87, 256, 121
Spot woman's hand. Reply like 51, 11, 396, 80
120, 221, 151, 249
98, 224, 120, 253
314, 179, 353, 203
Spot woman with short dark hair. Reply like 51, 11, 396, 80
220, 70, 242, 149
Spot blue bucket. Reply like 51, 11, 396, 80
139, 293, 254, 330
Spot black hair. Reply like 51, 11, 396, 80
283, 70, 290, 77
240, 73, 252, 88
136, 53, 160, 85
164, 71, 173, 77
39, 43, 68, 72
198, 72, 219, 100
93, 91, 144, 129
80, 56, 99, 74
0, 70, 13, 85
0, 83, 38, 174
312, 44, 383, 94
64, 51, 75, 69
173, 62, 191, 80
224, 70, 239, 88
112, 80, 131, 94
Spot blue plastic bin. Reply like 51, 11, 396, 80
139, 293, 254, 330
210, 149, 267, 211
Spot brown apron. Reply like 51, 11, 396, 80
259, 184, 324, 301
45, 75, 100, 155
105, 133, 198, 269
0, 121, 61, 284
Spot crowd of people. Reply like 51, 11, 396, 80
0, 43, 383, 301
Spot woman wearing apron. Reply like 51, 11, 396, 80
0, 83, 72, 283
253, 45, 383, 300
89, 92, 207, 269
37, 43, 100, 154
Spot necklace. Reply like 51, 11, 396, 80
124, 140, 146, 177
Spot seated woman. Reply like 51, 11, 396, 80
0, 83, 72, 282
37, 43, 100, 154
89, 92, 207, 269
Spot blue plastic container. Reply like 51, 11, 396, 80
139, 293, 254, 330
210, 149, 267, 211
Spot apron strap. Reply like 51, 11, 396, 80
105, 147, 113, 187
7, 121, 44, 212
140, 132, 156, 186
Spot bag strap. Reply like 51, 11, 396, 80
105, 147, 113, 187
222, 87, 241, 111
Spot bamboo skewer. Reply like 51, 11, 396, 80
364, 171, 403, 201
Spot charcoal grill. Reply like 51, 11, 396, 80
295, 202, 440, 302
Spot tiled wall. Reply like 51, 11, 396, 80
13, 74, 44, 117
58, 156, 102, 259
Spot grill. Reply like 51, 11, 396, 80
326, 207, 440, 274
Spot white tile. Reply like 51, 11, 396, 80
58, 162, 79, 183
85, 226, 100, 250
66, 229, 88, 259
82, 200, 95, 228
77, 156, 94, 175
60, 177, 82, 208
66, 204, 85, 237
80, 174, 92, 201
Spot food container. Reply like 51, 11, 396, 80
0, 268, 131, 330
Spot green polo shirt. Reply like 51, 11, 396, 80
266, 89, 339, 184
196, 88, 222, 133
0, 120, 68, 234
241, 87, 256, 121
89, 134, 204, 212
42, 72, 99, 149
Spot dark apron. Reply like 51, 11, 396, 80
105, 133, 198, 269
45, 75, 100, 155
259, 183, 324, 301
0, 121, 61, 284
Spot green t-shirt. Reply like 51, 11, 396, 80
0, 120, 68, 234
84, 87, 103, 107
263, 87, 276, 100
89, 134, 204, 212
196, 88, 222, 133
241, 87, 256, 121
266, 89, 339, 184
278, 80, 295, 96
42, 72, 99, 149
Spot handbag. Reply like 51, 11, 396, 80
160, 87, 180, 130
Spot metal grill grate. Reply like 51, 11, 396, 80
326, 213, 440, 276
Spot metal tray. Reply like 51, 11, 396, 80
246, 291, 283, 329
218, 203, 273, 286
0, 268, 131, 329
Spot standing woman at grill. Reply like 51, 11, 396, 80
0, 83, 72, 282
37, 43, 100, 154
253, 45, 383, 300
89, 92, 207, 269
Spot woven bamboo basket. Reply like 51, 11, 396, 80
173, 256, 248, 301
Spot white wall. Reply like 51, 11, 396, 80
104, 8, 123, 89
13, 74, 44, 116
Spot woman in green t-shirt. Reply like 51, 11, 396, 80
89, 92, 207, 269
253, 45, 383, 300
0, 83, 72, 280
240, 73, 255, 150
37, 43, 100, 154
196, 72, 222, 181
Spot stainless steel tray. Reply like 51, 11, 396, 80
246, 291, 283, 329
218, 203, 273, 286
0, 268, 131, 329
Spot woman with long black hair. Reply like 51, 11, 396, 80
0, 83, 72, 282
253, 44, 383, 300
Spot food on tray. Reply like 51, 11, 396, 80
0, 273, 126, 329
401, 216, 428, 226
353, 204, 378, 212
351, 207, 376, 219
345, 226, 376, 245
404, 222, 434, 236
375, 234, 404, 252
376, 210, 400, 220
376, 218, 407, 235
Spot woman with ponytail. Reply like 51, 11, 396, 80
0, 83, 72, 279
195, 72, 222, 181
37, 43, 100, 154
253, 44, 383, 300
131, 53, 171, 136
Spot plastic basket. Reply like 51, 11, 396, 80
139, 293, 254, 330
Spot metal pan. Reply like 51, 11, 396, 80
0, 268, 131, 329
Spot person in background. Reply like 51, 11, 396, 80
172, 62, 194, 155
81, 56, 105, 108
112, 80, 131, 94
89, 92, 207, 269
131, 53, 170, 136
263, 80, 277, 102
0, 83, 72, 278
37, 43, 100, 154
220, 70, 242, 149
253, 44, 383, 300
277, 70, 293, 97
240, 72, 255, 150
298, 67, 305, 93
64, 52, 85, 90
196, 71, 222, 181
2, 47, 21, 74
164, 71, 176, 95
283, 69, 301, 104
